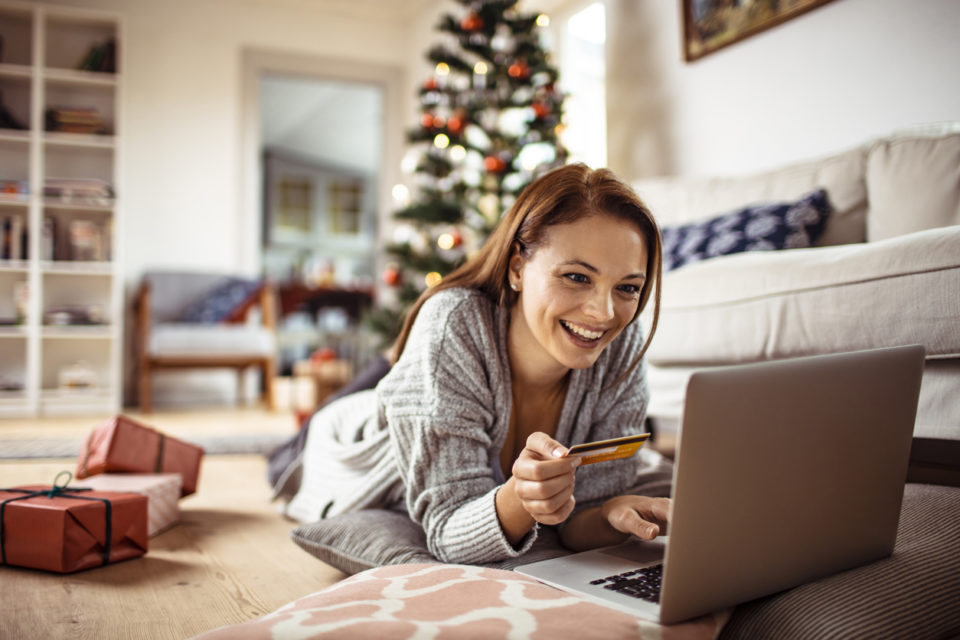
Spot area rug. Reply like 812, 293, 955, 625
0, 433, 289, 460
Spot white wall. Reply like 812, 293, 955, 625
48, 0, 412, 284
607, 0, 960, 179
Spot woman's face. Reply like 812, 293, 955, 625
508, 212, 648, 377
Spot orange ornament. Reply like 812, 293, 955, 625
461, 13, 483, 32
508, 61, 530, 79
420, 113, 435, 129
382, 266, 401, 286
484, 155, 507, 173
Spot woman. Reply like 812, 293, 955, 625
284, 163, 671, 565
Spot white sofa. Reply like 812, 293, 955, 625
634, 125, 960, 452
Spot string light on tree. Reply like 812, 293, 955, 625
437, 229, 464, 250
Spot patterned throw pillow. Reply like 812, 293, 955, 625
179, 278, 262, 324
191, 563, 729, 639
660, 189, 832, 271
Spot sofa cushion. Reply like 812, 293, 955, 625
647, 360, 960, 442
867, 131, 960, 241
719, 483, 960, 640
644, 225, 960, 366
634, 145, 867, 248
661, 189, 831, 271
191, 563, 729, 640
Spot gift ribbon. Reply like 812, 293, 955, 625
0, 471, 113, 568
155, 434, 166, 473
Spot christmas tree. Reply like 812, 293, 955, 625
367, 0, 568, 344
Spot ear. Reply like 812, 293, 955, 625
508, 241, 525, 289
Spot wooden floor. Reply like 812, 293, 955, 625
0, 407, 344, 640
0, 405, 298, 440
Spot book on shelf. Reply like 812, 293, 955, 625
41, 216, 112, 263
45, 107, 106, 135
77, 38, 117, 74
44, 178, 114, 205
42, 216, 56, 261
1, 214, 27, 261
68, 219, 99, 262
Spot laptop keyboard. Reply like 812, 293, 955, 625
589, 564, 664, 603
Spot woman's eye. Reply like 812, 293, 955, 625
565, 273, 590, 284
618, 284, 641, 296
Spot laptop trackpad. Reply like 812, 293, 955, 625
598, 537, 666, 565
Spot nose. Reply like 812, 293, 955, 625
583, 287, 615, 323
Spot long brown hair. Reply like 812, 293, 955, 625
390, 163, 662, 379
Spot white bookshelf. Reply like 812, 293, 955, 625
0, 0, 122, 416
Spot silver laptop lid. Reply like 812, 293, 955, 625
659, 345, 924, 624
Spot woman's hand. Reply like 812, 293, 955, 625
561, 495, 672, 551
601, 495, 672, 540
510, 432, 581, 525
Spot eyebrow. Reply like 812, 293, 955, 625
559, 259, 646, 281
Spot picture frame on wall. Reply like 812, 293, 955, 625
681, 0, 837, 62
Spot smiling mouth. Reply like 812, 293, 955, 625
560, 320, 605, 343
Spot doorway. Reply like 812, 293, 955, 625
241, 51, 402, 377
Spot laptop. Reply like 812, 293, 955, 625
515, 345, 925, 624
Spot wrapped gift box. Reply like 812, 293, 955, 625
76, 415, 204, 496
0, 482, 148, 573
74, 473, 181, 537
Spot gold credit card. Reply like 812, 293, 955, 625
567, 433, 651, 466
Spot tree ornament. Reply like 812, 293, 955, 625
447, 111, 466, 134
382, 265, 401, 287
423, 77, 438, 91
460, 12, 483, 32
420, 113, 435, 129
483, 154, 508, 173
531, 101, 550, 119
507, 60, 530, 79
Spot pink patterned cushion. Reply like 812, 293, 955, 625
192, 563, 727, 639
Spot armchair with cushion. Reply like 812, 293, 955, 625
135, 270, 278, 412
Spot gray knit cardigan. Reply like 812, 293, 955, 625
287, 287, 654, 565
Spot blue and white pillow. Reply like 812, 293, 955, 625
179, 277, 263, 324
660, 189, 832, 271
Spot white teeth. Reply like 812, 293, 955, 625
561, 320, 603, 341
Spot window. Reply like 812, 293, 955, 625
560, 2, 607, 168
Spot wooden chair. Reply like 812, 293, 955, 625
135, 271, 277, 413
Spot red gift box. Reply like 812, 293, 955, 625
0, 474, 148, 573
76, 415, 204, 496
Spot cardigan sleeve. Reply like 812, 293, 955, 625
379, 290, 537, 564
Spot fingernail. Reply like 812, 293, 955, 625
570, 456, 581, 467
552, 447, 565, 458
